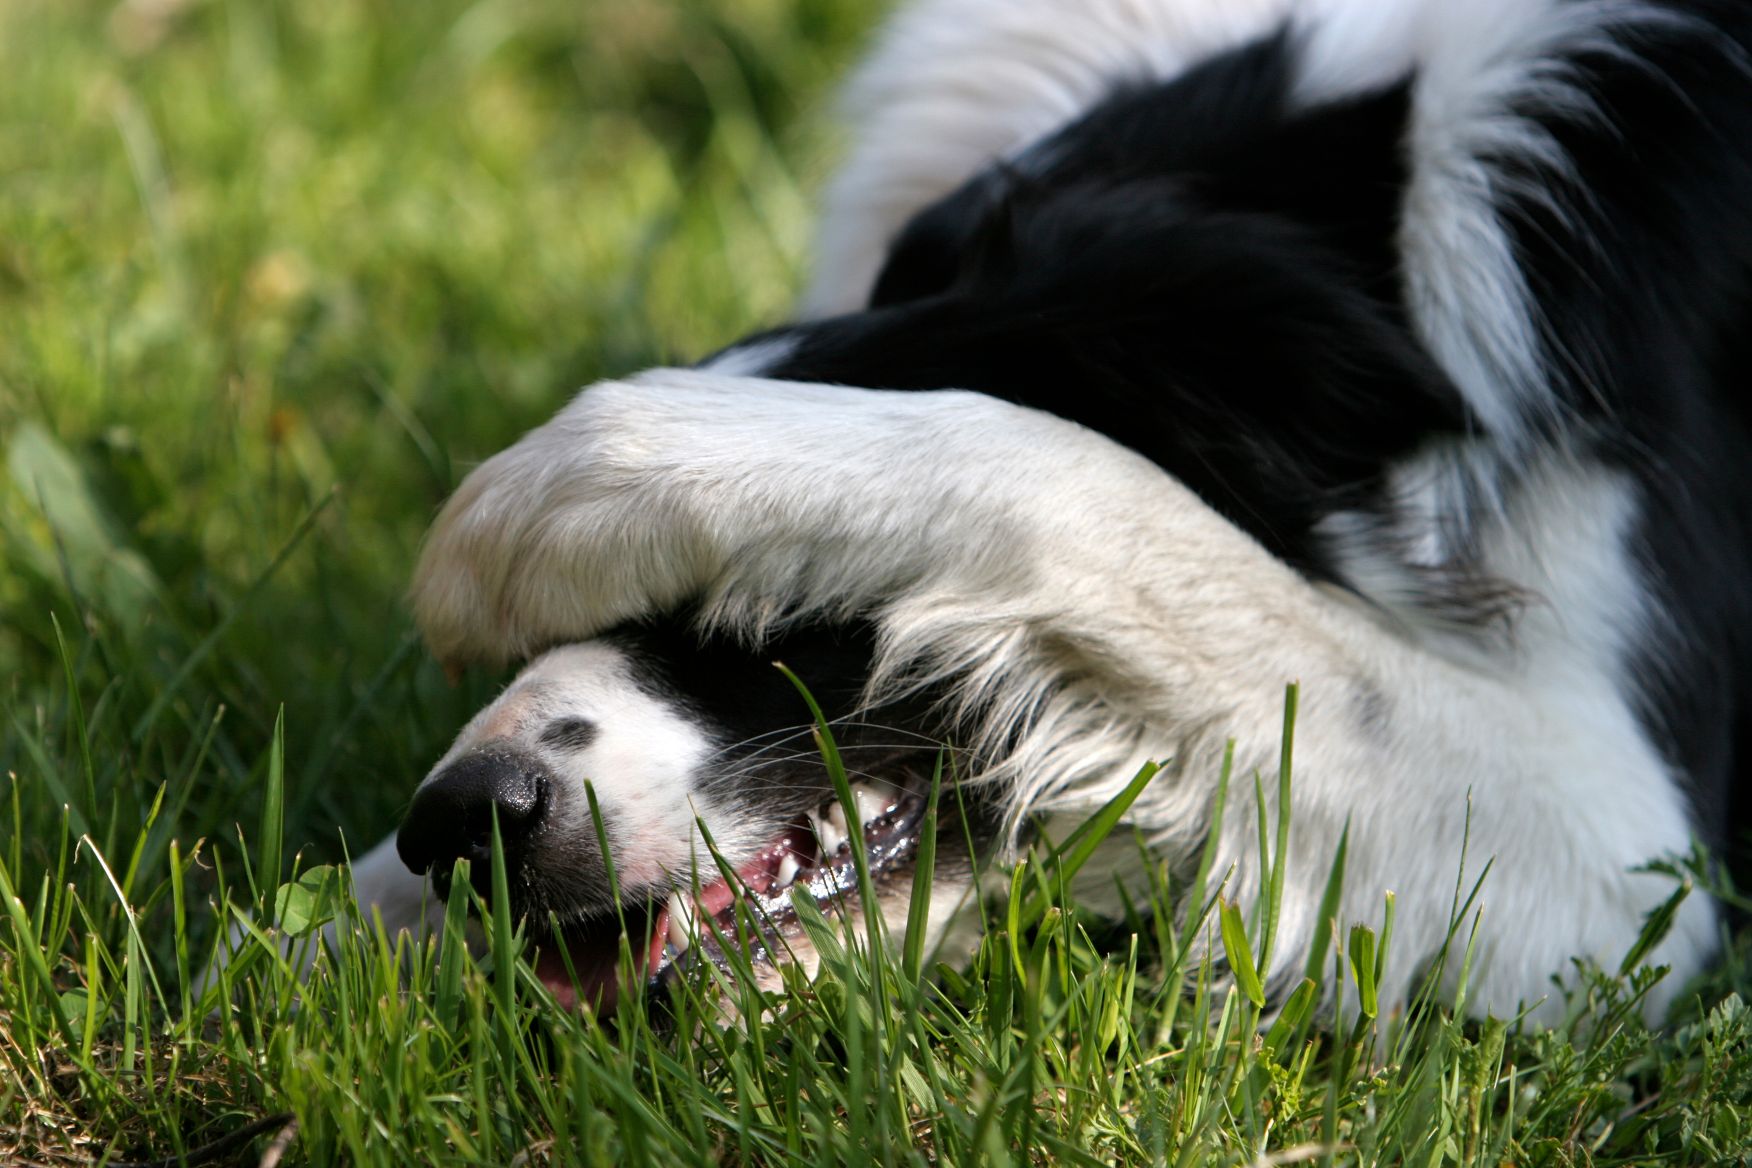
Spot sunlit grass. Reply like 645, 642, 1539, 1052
7, 667, 1752, 1165
3, 1, 1751, 1164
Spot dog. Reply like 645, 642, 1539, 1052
338, 0, 1752, 1022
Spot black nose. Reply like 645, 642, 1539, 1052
397, 748, 550, 896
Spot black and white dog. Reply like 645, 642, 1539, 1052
355, 0, 1752, 1021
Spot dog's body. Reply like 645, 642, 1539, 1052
354, 0, 1752, 1020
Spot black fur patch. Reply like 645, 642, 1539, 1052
604, 618, 949, 824
538, 717, 600, 752
749, 35, 1472, 586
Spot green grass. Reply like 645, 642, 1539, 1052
3, 1, 1752, 1163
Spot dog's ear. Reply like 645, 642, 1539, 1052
869, 168, 1019, 308
872, 30, 1410, 314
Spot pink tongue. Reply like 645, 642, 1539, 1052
532, 905, 671, 1014
533, 942, 619, 1013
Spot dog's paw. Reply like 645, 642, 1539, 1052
410, 368, 1152, 668
411, 376, 731, 667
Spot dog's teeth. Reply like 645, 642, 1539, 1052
666, 893, 694, 951
775, 852, 801, 889
851, 781, 896, 824
813, 806, 847, 855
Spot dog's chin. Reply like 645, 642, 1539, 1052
529, 771, 978, 1014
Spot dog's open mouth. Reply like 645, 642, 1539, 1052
533, 778, 930, 1012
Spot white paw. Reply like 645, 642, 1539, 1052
411, 375, 732, 666
413, 371, 1032, 666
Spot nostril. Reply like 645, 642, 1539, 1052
396, 748, 550, 889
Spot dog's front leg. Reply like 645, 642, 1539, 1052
409, 370, 1714, 1020
410, 370, 1201, 667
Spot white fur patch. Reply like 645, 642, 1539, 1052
700, 337, 798, 378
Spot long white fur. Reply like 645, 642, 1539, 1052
375, 0, 1719, 1021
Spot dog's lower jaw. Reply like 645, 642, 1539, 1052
531, 862, 988, 1018
344, 835, 988, 1017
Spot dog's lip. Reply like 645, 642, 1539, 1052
533, 782, 929, 1012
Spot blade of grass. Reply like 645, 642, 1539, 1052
1220, 898, 1266, 1009
902, 751, 945, 985
1052, 760, 1161, 894
1257, 683, 1297, 983
257, 706, 285, 920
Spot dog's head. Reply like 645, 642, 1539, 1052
394, 617, 988, 1010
